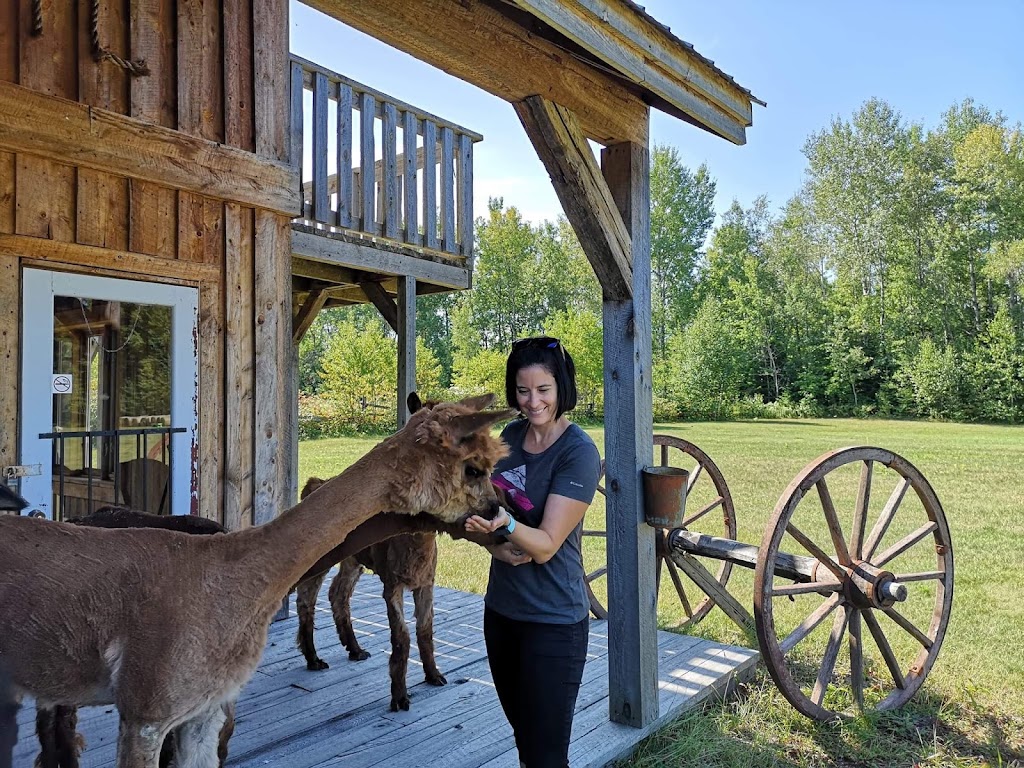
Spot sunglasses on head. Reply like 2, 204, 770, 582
512, 336, 561, 351
512, 336, 567, 362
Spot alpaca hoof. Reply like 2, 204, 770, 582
390, 695, 410, 712
306, 658, 329, 671
349, 650, 370, 661
426, 672, 447, 687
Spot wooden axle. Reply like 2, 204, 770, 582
667, 529, 907, 606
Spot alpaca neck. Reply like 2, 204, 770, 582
235, 443, 400, 607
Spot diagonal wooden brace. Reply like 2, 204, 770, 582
515, 95, 633, 300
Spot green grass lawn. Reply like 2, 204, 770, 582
298, 418, 1024, 767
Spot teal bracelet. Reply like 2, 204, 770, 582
505, 513, 516, 535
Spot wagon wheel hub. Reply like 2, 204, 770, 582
833, 560, 907, 610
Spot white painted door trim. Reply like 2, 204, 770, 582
20, 269, 199, 518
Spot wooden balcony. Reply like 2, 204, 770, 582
289, 56, 482, 320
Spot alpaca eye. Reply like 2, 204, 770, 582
465, 465, 484, 479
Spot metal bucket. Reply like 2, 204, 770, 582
641, 466, 688, 528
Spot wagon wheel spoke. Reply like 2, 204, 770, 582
682, 495, 724, 529
586, 565, 607, 582
872, 521, 938, 569
850, 461, 873, 559
864, 476, 911, 561
686, 462, 704, 493
862, 608, 906, 689
779, 594, 842, 654
811, 605, 851, 707
881, 606, 933, 649
664, 556, 694, 619
816, 477, 852, 565
849, 608, 864, 711
894, 570, 945, 583
654, 550, 664, 602
785, 522, 844, 580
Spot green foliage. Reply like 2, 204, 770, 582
296, 97, 1024, 428
651, 146, 716, 354
544, 308, 604, 416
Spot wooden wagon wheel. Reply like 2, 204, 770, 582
754, 446, 954, 721
583, 435, 738, 627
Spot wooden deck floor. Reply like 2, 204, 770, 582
12, 575, 758, 767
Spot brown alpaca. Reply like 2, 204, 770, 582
34, 507, 233, 768
295, 475, 445, 712
0, 395, 512, 768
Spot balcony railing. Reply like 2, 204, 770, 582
290, 55, 481, 261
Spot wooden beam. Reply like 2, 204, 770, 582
515, 96, 632, 300
0, 233, 219, 283
305, 0, 649, 146
360, 280, 398, 333
291, 257, 359, 286
505, 0, 754, 144
292, 286, 328, 343
601, 139, 657, 728
397, 276, 416, 427
0, 80, 299, 216
291, 227, 470, 290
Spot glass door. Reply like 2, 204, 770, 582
20, 269, 198, 519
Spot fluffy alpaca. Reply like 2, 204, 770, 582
295, 476, 445, 712
33, 507, 233, 768
0, 395, 512, 768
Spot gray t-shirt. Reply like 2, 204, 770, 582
486, 419, 602, 623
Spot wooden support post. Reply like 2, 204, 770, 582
601, 140, 658, 727
397, 276, 416, 427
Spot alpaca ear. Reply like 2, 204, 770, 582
448, 408, 515, 441
408, 392, 423, 413
457, 393, 496, 412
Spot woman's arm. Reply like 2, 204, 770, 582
465, 493, 589, 565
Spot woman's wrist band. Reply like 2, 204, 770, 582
496, 510, 516, 539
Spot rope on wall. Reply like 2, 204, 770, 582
90, 0, 150, 76
30, 0, 43, 36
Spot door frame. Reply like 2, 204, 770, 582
20, 268, 199, 518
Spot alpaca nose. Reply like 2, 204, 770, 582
484, 499, 503, 520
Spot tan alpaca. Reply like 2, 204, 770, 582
0, 395, 512, 768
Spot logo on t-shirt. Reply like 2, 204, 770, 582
493, 465, 534, 513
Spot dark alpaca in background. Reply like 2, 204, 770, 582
34, 506, 233, 768
0, 662, 17, 768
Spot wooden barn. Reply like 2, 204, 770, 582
0, 0, 761, 762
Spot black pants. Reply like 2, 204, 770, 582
484, 607, 589, 768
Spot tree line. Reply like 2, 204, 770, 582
298, 97, 1024, 435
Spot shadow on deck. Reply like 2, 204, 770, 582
13, 576, 757, 767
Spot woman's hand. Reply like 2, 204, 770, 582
464, 507, 511, 535
486, 541, 532, 565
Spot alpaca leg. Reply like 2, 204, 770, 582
295, 572, 329, 670
54, 706, 84, 768
115, 720, 164, 768
35, 707, 59, 768
216, 700, 235, 767
383, 583, 412, 712
412, 584, 446, 687
168, 704, 227, 768
329, 561, 369, 661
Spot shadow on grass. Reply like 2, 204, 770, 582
617, 667, 1023, 768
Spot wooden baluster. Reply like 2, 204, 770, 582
457, 133, 473, 260
360, 91, 376, 233
312, 71, 329, 223
403, 110, 419, 245
423, 120, 438, 250
337, 82, 353, 229
440, 126, 455, 253
382, 102, 399, 240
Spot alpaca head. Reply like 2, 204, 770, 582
396, 393, 513, 523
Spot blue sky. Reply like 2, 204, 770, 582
289, 1, 1024, 225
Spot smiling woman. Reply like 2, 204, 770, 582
463, 336, 602, 768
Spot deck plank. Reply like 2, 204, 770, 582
11, 575, 757, 768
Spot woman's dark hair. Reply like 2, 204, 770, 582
505, 336, 578, 418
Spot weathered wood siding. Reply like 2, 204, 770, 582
0, 0, 294, 528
